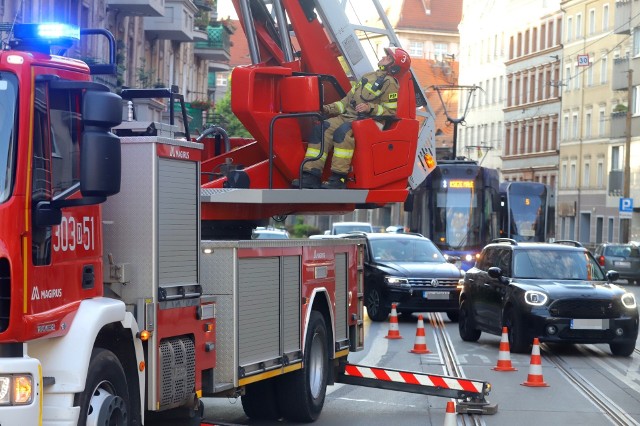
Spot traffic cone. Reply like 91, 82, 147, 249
409, 315, 431, 354
443, 401, 456, 426
385, 303, 402, 339
521, 338, 549, 387
492, 327, 517, 371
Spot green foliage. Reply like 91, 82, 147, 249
213, 77, 251, 137
287, 217, 321, 238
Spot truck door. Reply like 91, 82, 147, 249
29, 79, 102, 316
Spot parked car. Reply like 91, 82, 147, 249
459, 239, 639, 356
594, 243, 640, 285
251, 227, 290, 239
326, 221, 373, 235
352, 232, 464, 322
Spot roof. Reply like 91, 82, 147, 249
377, 0, 463, 34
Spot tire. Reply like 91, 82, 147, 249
504, 308, 529, 353
241, 378, 281, 420
365, 287, 390, 322
277, 311, 328, 422
75, 348, 133, 426
458, 300, 481, 341
446, 310, 459, 322
609, 341, 635, 357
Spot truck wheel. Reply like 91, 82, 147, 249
241, 378, 281, 420
277, 311, 328, 422
365, 287, 390, 322
75, 348, 133, 426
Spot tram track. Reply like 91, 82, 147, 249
541, 345, 640, 426
427, 312, 486, 426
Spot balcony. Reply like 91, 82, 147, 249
106, 0, 164, 16
614, 1, 632, 35
612, 57, 630, 90
610, 111, 640, 139
193, 0, 216, 11
144, 0, 198, 42
194, 25, 232, 65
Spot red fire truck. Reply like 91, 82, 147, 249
0, 2, 494, 425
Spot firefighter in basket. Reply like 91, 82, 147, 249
292, 47, 411, 189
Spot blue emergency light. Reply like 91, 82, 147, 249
10, 23, 80, 53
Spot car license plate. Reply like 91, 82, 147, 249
615, 261, 631, 268
423, 291, 449, 300
570, 319, 608, 330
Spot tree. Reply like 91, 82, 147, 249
213, 76, 252, 137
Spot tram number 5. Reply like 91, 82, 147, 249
53, 216, 95, 252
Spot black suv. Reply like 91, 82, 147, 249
357, 233, 464, 322
459, 239, 639, 356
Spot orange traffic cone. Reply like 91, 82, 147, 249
385, 303, 402, 339
443, 401, 456, 426
492, 327, 517, 371
521, 338, 549, 387
409, 315, 431, 354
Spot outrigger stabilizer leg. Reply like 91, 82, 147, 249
335, 362, 498, 415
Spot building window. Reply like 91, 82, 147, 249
561, 162, 568, 187
573, 65, 580, 90
599, 108, 606, 136
570, 162, 577, 187
565, 65, 571, 91
634, 86, 640, 115
584, 162, 590, 187
563, 114, 569, 139
597, 161, 604, 187
585, 111, 592, 138
576, 13, 582, 38
409, 40, 424, 58
603, 5, 609, 31
434, 42, 448, 60
216, 72, 229, 86
572, 113, 578, 139
600, 56, 607, 84
587, 62, 593, 86
611, 146, 622, 170
567, 17, 573, 42
589, 9, 595, 35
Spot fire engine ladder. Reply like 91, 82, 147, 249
335, 362, 498, 415
311, 0, 437, 189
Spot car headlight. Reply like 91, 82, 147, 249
0, 375, 33, 405
384, 276, 410, 288
524, 290, 548, 306
621, 293, 637, 309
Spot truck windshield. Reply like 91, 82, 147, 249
0, 73, 18, 204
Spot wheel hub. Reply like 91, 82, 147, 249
87, 387, 128, 426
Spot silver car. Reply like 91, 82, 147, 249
594, 243, 640, 285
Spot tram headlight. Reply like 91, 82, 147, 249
621, 293, 637, 309
524, 290, 548, 306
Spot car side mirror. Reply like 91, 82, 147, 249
487, 267, 502, 279
606, 270, 620, 283
446, 255, 460, 264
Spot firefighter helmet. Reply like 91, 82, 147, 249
383, 47, 411, 77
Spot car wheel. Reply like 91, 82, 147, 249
458, 300, 481, 341
504, 308, 529, 353
609, 341, 635, 357
446, 310, 459, 322
365, 287, 390, 322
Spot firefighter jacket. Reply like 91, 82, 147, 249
322, 70, 399, 120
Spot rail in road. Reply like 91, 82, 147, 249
427, 312, 486, 426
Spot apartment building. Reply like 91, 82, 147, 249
557, 0, 632, 245
1, 0, 231, 133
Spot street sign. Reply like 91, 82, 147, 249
620, 197, 633, 219
577, 54, 590, 66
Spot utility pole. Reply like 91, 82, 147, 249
623, 69, 633, 242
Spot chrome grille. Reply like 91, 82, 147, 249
407, 277, 459, 287
159, 337, 196, 409
549, 299, 620, 318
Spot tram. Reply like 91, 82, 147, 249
407, 159, 501, 270
499, 181, 555, 242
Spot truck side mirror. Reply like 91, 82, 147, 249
81, 90, 122, 198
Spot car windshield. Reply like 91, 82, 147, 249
370, 238, 446, 263
512, 249, 606, 280
334, 225, 372, 234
